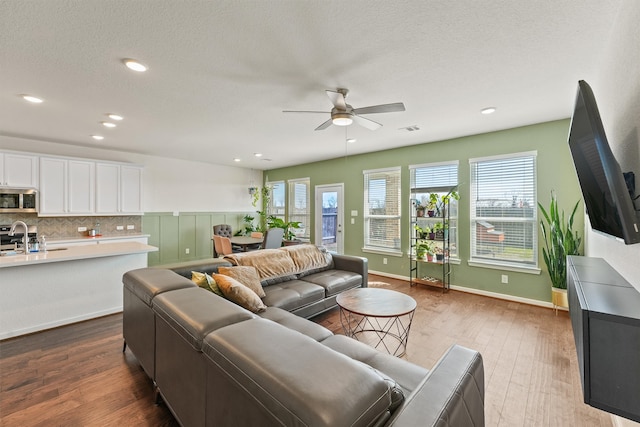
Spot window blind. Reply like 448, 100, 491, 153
469, 153, 537, 267
363, 167, 401, 251
411, 161, 459, 189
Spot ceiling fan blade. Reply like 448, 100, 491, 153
353, 114, 382, 130
282, 110, 328, 114
353, 102, 406, 115
326, 90, 347, 110
314, 119, 333, 131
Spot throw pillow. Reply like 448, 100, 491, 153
214, 274, 267, 313
191, 271, 224, 297
218, 266, 266, 298
191, 271, 208, 288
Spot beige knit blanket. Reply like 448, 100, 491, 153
224, 244, 329, 281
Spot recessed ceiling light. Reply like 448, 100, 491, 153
107, 114, 123, 121
233, 158, 241, 162
346, 138, 356, 143
481, 107, 496, 115
22, 95, 43, 103
101, 121, 116, 128
254, 153, 263, 157
123, 58, 148, 72
91, 135, 104, 140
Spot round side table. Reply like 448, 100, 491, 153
336, 288, 417, 357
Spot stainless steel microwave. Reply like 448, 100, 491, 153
0, 188, 38, 213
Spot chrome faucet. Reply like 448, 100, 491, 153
9, 220, 29, 253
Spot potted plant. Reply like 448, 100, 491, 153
416, 241, 433, 260
415, 242, 427, 259
434, 246, 444, 262
235, 214, 257, 236
413, 224, 431, 239
538, 191, 582, 311
415, 200, 425, 217
267, 216, 302, 242
433, 222, 447, 240
425, 242, 435, 262
426, 193, 439, 217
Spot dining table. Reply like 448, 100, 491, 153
229, 236, 264, 251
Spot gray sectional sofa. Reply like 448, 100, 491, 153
160, 244, 367, 319
122, 245, 485, 426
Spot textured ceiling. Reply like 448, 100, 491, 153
0, 0, 623, 170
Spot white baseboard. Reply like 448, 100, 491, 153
368, 269, 565, 311
0, 306, 123, 341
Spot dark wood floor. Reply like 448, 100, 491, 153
0, 275, 613, 427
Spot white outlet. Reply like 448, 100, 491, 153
383, 258, 388, 265
78, 227, 87, 232
127, 225, 135, 230
185, 248, 190, 254
116, 225, 124, 231
351, 218, 355, 225
501, 274, 509, 284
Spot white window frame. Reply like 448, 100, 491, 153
363, 166, 402, 255
468, 151, 540, 273
288, 178, 310, 239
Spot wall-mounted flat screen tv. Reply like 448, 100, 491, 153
567, 80, 640, 244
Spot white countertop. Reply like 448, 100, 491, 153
0, 241, 158, 268
46, 234, 150, 245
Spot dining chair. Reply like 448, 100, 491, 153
213, 224, 233, 238
213, 235, 236, 257
262, 228, 285, 249
219, 236, 235, 255
213, 224, 243, 251
213, 235, 225, 257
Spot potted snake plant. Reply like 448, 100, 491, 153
538, 191, 582, 311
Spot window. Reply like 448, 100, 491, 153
363, 167, 401, 253
266, 181, 285, 221
288, 178, 310, 239
469, 152, 538, 270
410, 161, 459, 258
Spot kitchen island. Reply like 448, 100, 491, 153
0, 236, 157, 339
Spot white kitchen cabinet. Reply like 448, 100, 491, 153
95, 163, 120, 214
0, 151, 38, 187
39, 157, 94, 215
120, 165, 143, 213
68, 160, 95, 214
96, 163, 143, 215
39, 157, 67, 214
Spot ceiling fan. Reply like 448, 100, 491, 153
283, 88, 406, 131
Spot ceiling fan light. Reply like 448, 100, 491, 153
332, 113, 353, 126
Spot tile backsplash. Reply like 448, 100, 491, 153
0, 214, 142, 239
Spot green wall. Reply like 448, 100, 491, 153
264, 119, 583, 303
142, 212, 250, 266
